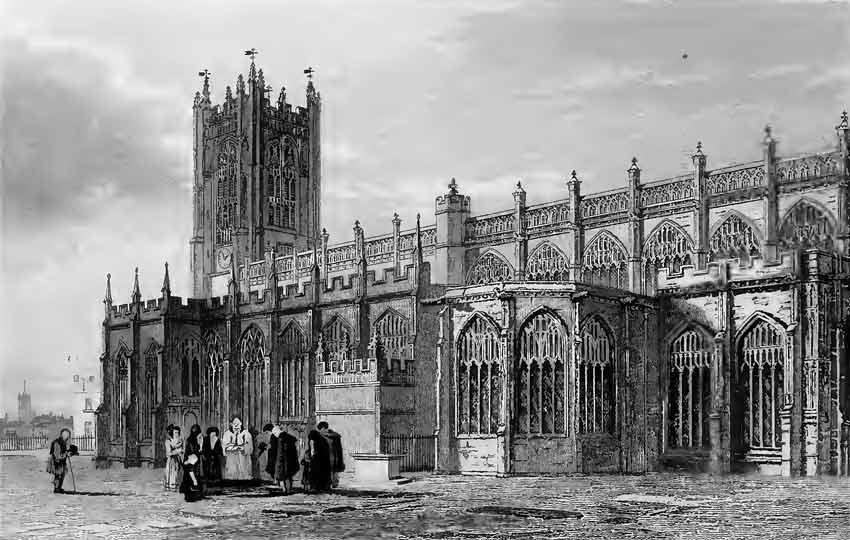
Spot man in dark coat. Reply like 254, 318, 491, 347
46, 428, 76, 493
319, 421, 345, 489
306, 428, 331, 493
272, 426, 300, 493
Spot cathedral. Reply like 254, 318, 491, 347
96, 58, 850, 478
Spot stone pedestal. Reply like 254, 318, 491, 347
351, 453, 405, 483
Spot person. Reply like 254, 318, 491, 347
45, 428, 77, 494
184, 424, 204, 488
319, 422, 345, 489
222, 417, 253, 481
255, 423, 274, 482
180, 453, 204, 502
202, 427, 224, 484
274, 426, 300, 494
306, 427, 331, 493
164, 425, 184, 491
265, 425, 280, 483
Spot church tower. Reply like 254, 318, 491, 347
190, 56, 322, 298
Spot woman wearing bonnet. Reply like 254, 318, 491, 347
163, 424, 184, 491
222, 417, 253, 480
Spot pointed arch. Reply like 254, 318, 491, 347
179, 334, 203, 397
643, 220, 694, 294
525, 241, 570, 281
516, 308, 568, 435
734, 311, 786, 452
456, 312, 503, 435
582, 230, 628, 289
266, 139, 284, 227
374, 308, 410, 368
577, 314, 616, 434
322, 316, 353, 368
215, 141, 238, 245
111, 340, 132, 441
239, 325, 266, 368
666, 325, 712, 450
467, 249, 514, 285
201, 328, 226, 430
778, 197, 836, 251
238, 325, 267, 432
278, 320, 307, 419
709, 211, 762, 262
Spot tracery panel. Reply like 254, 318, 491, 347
202, 330, 225, 430
582, 232, 627, 289
739, 320, 784, 451
375, 310, 409, 370
643, 221, 693, 295
578, 317, 615, 434
240, 326, 267, 432
142, 345, 159, 442
709, 214, 760, 262
457, 315, 503, 435
467, 251, 513, 285
179, 337, 202, 397
778, 200, 834, 251
322, 316, 353, 370
525, 243, 570, 281
668, 329, 711, 449
215, 143, 238, 245
279, 322, 307, 419
516, 312, 568, 435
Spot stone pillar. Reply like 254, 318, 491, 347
836, 111, 850, 254
692, 143, 709, 269
392, 213, 402, 276
513, 182, 527, 280
434, 178, 471, 285
802, 252, 827, 475
626, 158, 643, 293
762, 127, 779, 262
321, 228, 329, 282
497, 292, 515, 476
566, 172, 584, 281
571, 291, 588, 470
709, 331, 728, 473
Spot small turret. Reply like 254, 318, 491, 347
161, 262, 171, 297
103, 273, 113, 318
132, 267, 141, 305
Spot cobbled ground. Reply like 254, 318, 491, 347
1, 455, 848, 539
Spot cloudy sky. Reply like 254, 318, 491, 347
1, 0, 848, 418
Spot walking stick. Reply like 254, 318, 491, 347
68, 455, 77, 494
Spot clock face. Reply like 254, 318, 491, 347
216, 248, 233, 271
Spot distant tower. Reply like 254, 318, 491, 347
190, 56, 322, 297
18, 381, 33, 424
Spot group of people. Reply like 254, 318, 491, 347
163, 417, 344, 502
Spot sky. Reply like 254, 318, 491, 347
1, 0, 849, 418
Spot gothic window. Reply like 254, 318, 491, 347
282, 137, 298, 229
667, 329, 711, 449
322, 316, 352, 370
456, 314, 503, 435
578, 317, 615, 434
709, 214, 760, 262
240, 326, 267, 432
202, 330, 225, 430
375, 310, 409, 371
582, 232, 628, 289
525, 242, 570, 281
113, 346, 130, 440
516, 311, 568, 435
643, 221, 693, 295
739, 319, 784, 450
179, 337, 202, 397
467, 251, 513, 285
279, 322, 307, 419
779, 200, 835, 251
215, 143, 238, 245
141, 344, 159, 442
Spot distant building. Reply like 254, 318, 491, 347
17, 381, 33, 424
72, 371, 100, 438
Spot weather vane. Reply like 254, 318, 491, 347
244, 48, 258, 61
304, 66, 315, 81
198, 69, 210, 79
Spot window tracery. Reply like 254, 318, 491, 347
180, 336, 202, 397
239, 326, 267, 431
582, 232, 627, 289
709, 214, 761, 262
778, 200, 834, 251
375, 310, 409, 370
668, 329, 711, 449
643, 222, 693, 294
516, 312, 568, 435
739, 319, 784, 450
202, 330, 225, 430
279, 322, 307, 418
578, 317, 615, 434
215, 143, 238, 245
467, 251, 513, 285
525, 243, 569, 281
322, 317, 352, 370
457, 315, 503, 435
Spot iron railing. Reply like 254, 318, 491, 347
0, 435, 96, 452
380, 434, 436, 472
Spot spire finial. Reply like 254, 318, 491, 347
104, 273, 113, 304
838, 110, 849, 130
198, 69, 210, 99
161, 262, 171, 296
304, 66, 315, 81
571, 170, 578, 180
245, 48, 258, 81
278, 86, 287, 108
448, 177, 459, 194
628, 156, 640, 171
132, 267, 141, 302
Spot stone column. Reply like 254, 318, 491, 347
626, 158, 643, 293
709, 331, 728, 474
321, 228, 329, 282
802, 252, 826, 475
496, 292, 514, 476
571, 291, 588, 470
835, 111, 849, 253
692, 143, 709, 269
392, 213, 402, 277
566, 172, 583, 281
762, 127, 779, 262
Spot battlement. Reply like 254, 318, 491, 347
658, 252, 798, 293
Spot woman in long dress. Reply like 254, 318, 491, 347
202, 427, 224, 484
180, 454, 204, 502
163, 425, 183, 491
222, 417, 253, 481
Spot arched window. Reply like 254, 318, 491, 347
467, 251, 513, 285
279, 322, 307, 419
375, 310, 409, 371
516, 311, 568, 434
779, 200, 834, 251
202, 330, 225, 430
525, 242, 570, 281
643, 221, 693, 295
739, 319, 784, 450
113, 346, 130, 440
142, 343, 160, 442
179, 337, 202, 397
322, 317, 352, 370
240, 326, 267, 432
457, 315, 503, 435
282, 137, 298, 229
582, 232, 628, 289
709, 214, 760, 262
267, 141, 282, 226
668, 329, 711, 449
578, 317, 615, 434
215, 143, 238, 245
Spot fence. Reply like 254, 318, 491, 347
380, 434, 436, 472
0, 435, 96, 453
